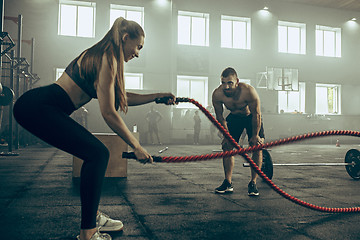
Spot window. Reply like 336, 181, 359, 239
110, 4, 144, 28
278, 21, 306, 54
58, 0, 96, 38
125, 73, 143, 90
239, 79, 251, 85
278, 82, 305, 113
55, 68, 65, 81
316, 84, 341, 114
178, 11, 209, 46
177, 75, 208, 108
316, 25, 341, 58
221, 15, 251, 49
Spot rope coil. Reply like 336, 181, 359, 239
162, 97, 360, 213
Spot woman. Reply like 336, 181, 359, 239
13, 17, 175, 240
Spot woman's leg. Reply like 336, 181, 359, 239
14, 88, 109, 230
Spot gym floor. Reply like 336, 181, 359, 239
0, 143, 359, 240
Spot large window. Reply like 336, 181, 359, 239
278, 21, 306, 55
221, 15, 251, 50
178, 11, 209, 46
58, 0, 96, 38
316, 84, 341, 114
110, 4, 144, 28
177, 75, 208, 108
125, 73, 143, 90
316, 25, 341, 58
278, 82, 305, 113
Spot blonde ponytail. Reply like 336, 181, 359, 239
80, 17, 144, 113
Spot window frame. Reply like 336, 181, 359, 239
176, 75, 208, 108
315, 83, 341, 115
177, 11, 210, 47
109, 4, 144, 28
58, 0, 96, 38
315, 25, 342, 58
124, 72, 143, 90
221, 15, 251, 50
278, 21, 306, 55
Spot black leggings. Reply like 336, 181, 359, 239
13, 84, 109, 229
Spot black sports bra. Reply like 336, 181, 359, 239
64, 56, 97, 98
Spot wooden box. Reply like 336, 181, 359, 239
72, 132, 139, 178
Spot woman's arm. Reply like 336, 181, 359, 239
127, 92, 176, 106
96, 55, 152, 161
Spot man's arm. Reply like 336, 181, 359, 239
212, 89, 227, 130
247, 86, 262, 143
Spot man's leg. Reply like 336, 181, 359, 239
215, 142, 235, 194
223, 155, 234, 183
250, 150, 263, 183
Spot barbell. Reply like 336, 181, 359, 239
243, 149, 360, 180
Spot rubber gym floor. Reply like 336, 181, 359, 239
0, 143, 359, 240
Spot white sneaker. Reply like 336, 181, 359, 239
76, 230, 112, 240
97, 211, 124, 232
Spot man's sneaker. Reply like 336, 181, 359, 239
77, 230, 112, 240
97, 211, 124, 232
248, 181, 259, 196
215, 179, 234, 194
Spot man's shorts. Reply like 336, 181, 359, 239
224, 113, 265, 149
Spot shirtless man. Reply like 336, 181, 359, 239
212, 67, 265, 196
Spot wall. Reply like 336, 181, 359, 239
4, 0, 360, 145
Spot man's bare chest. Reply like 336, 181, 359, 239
222, 98, 248, 112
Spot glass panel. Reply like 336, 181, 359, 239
316, 86, 328, 114
221, 20, 232, 48
324, 30, 335, 57
127, 11, 142, 26
287, 91, 300, 112
190, 80, 205, 105
315, 29, 323, 56
178, 15, 191, 45
327, 87, 334, 113
77, 6, 94, 37
177, 79, 190, 97
278, 91, 287, 112
288, 26, 300, 54
233, 21, 246, 49
335, 31, 341, 57
278, 26, 287, 53
60, 4, 77, 36
110, 9, 126, 26
191, 16, 206, 46
299, 82, 305, 113
125, 75, 142, 89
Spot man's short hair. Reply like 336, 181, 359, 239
221, 67, 238, 78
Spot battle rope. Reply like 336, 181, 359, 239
159, 97, 360, 213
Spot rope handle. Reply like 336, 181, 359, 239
155, 97, 190, 104
122, 152, 163, 163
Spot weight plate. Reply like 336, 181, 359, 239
0, 86, 14, 106
345, 149, 360, 180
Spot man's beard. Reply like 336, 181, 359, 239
223, 90, 234, 97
